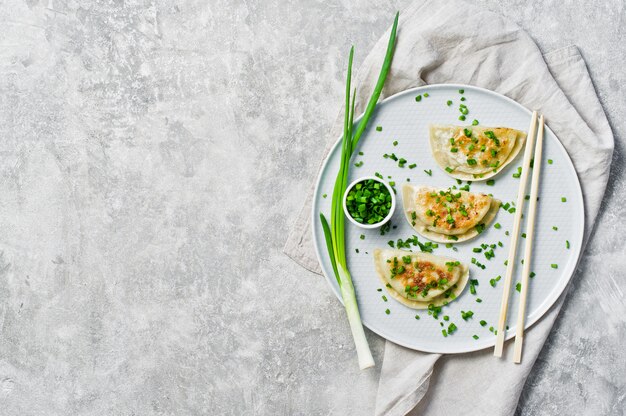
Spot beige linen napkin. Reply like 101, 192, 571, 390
284, 1, 614, 414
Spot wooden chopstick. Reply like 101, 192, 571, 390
493, 110, 538, 358
513, 115, 545, 363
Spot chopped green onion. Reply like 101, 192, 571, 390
385, 308, 390, 315
561, 197, 567, 202
494, 223, 501, 229
566, 240, 570, 249
551, 264, 558, 269
459, 89, 464, 94
447, 100, 453, 106
415, 95, 422, 102
548, 159, 553, 164
376, 126, 383, 131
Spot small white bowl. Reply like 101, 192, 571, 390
343, 176, 396, 229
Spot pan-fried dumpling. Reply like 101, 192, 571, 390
402, 184, 500, 243
373, 248, 469, 309
429, 124, 526, 180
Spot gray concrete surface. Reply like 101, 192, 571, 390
0, 0, 623, 415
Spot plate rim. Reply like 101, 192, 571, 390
311, 83, 585, 353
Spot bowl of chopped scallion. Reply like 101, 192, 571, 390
343, 176, 396, 229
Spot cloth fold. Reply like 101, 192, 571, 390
284, 1, 614, 414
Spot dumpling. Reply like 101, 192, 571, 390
402, 184, 500, 243
429, 124, 526, 180
373, 248, 469, 309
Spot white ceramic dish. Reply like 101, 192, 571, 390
311, 84, 585, 353
343, 176, 396, 229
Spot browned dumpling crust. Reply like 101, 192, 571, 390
430, 124, 526, 180
373, 249, 469, 309
402, 184, 500, 243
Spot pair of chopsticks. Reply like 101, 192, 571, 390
493, 111, 545, 363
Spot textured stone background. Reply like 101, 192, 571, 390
0, 0, 623, 415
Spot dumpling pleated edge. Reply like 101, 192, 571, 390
373, 249, 470, 310
429, 124, 527, 181
401, 184, 500, 244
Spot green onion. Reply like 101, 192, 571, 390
473, 335, 479, 340
486, 179, 495, 186
472, 119, 479, 125
415, 95, 422, 102
548, 159, 553, 164
551, 264, 558, 269
319, 14, 398, 370
445, 167, 454, 173
459, 115, 466, 121
516, 282, 521, 292
424, 93, 429, 97
459, 89, 464, 94
376, 126, 383, 132
393, 140, 398, 146
385, 308, 390, 315
566, 240, 570, 249
415, 314, 420, 320
424, 169, 432, 176
561, 197, 567, 202
323, 194, 327, 198
447, 100, 452, 106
